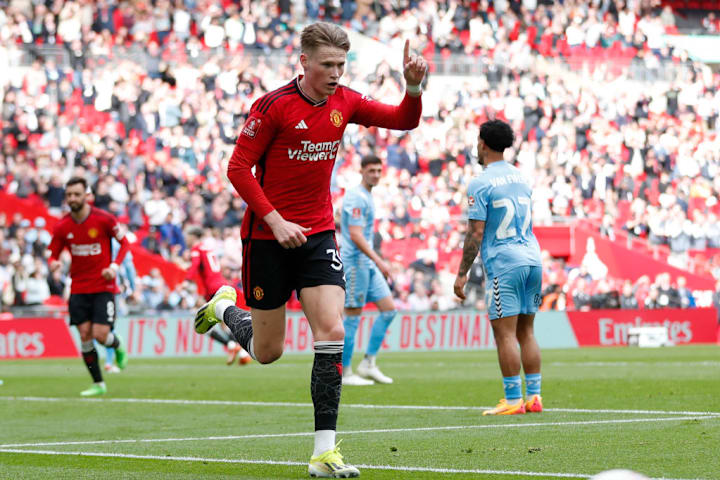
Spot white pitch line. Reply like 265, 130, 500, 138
549, 361, 720, 368
0, 448, 707, 480
2, 396, 718, 417
2, 415, 718, 449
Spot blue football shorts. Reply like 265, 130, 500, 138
344, 262, 392, 308
486, 265, 542, 320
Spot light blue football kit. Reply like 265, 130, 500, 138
341, 185, 392, 308
340, 184, 394, 368
466, 161, 542, 320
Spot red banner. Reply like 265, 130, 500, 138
129, 244, 187, 291
535, 225, 572, 258
567, 308, 718, 346
569, 225, 715, 290
0, 318, 79, 359
0, 192, 59, 230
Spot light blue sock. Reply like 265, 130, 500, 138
526, 373, 541, 396
503, 375, 522, 400
342, 316, 360, 368
366, 310, 396, 356
105, 347, 115, 366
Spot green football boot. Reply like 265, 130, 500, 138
194, 286, 237, 334
80, 383, 107, 397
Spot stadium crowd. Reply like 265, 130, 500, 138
1, 0, 720, 315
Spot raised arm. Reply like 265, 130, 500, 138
349, 40, 427, 130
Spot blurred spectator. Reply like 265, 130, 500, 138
158, 212, 186, 256
590, 280, 620, 310
142, 268, 166, 309
619, 280, 639, 309
407, 281, 431, 311
676, 276, 695, 309
25, 265, 50, 305
645, 285, 662, 309
656, 273, 681, 308
572, 278, 592, 311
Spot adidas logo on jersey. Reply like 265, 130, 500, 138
295, 120, 308, 129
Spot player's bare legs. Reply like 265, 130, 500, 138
301, 285, 345, 342
90, 323, 112, 344
517, 314, 540, 374
490, 315, 520, 377
483, 314, 525, 415
374, 296, 395, 314
517, 313, 543, 412
76, 321, 95, 344
248, 306, 287, 364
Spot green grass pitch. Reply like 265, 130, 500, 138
1, 346, 718, 479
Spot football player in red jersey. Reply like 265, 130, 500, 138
48, 177, 130, 397
194, 22, 427, 478
184, 227, 250, 365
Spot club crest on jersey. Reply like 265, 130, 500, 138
330, 109, 343, 127
88, 228, 98, 239
468, 196, 475, 206
253, 286, 264, 301
242, 117, 261, 138
352, 207, 361, 218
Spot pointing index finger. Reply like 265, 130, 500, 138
403, 39, 410, 65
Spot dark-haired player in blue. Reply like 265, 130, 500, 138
340, 155, 396, 386
454, 119, 544, 415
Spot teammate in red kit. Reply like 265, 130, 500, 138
184, 227, 250, 365
194, 22, 427, 478
48, 177, 130, 397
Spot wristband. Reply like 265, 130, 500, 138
109, 263, 119, 272
406, 83, 422, 94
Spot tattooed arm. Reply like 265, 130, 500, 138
454, 219, 485, 301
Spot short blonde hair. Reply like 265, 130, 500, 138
300, 22, 350, 54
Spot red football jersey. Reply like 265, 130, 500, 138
187, 243, 226, 300
228, 77, 422, 240
48, 207, 129, 294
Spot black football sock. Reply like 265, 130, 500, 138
81, 341, 103, 383
223, 306, 255, 359
311, 341, 344, 432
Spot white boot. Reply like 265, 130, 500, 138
357, 356, 393, 384
342, 367, 374, 386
